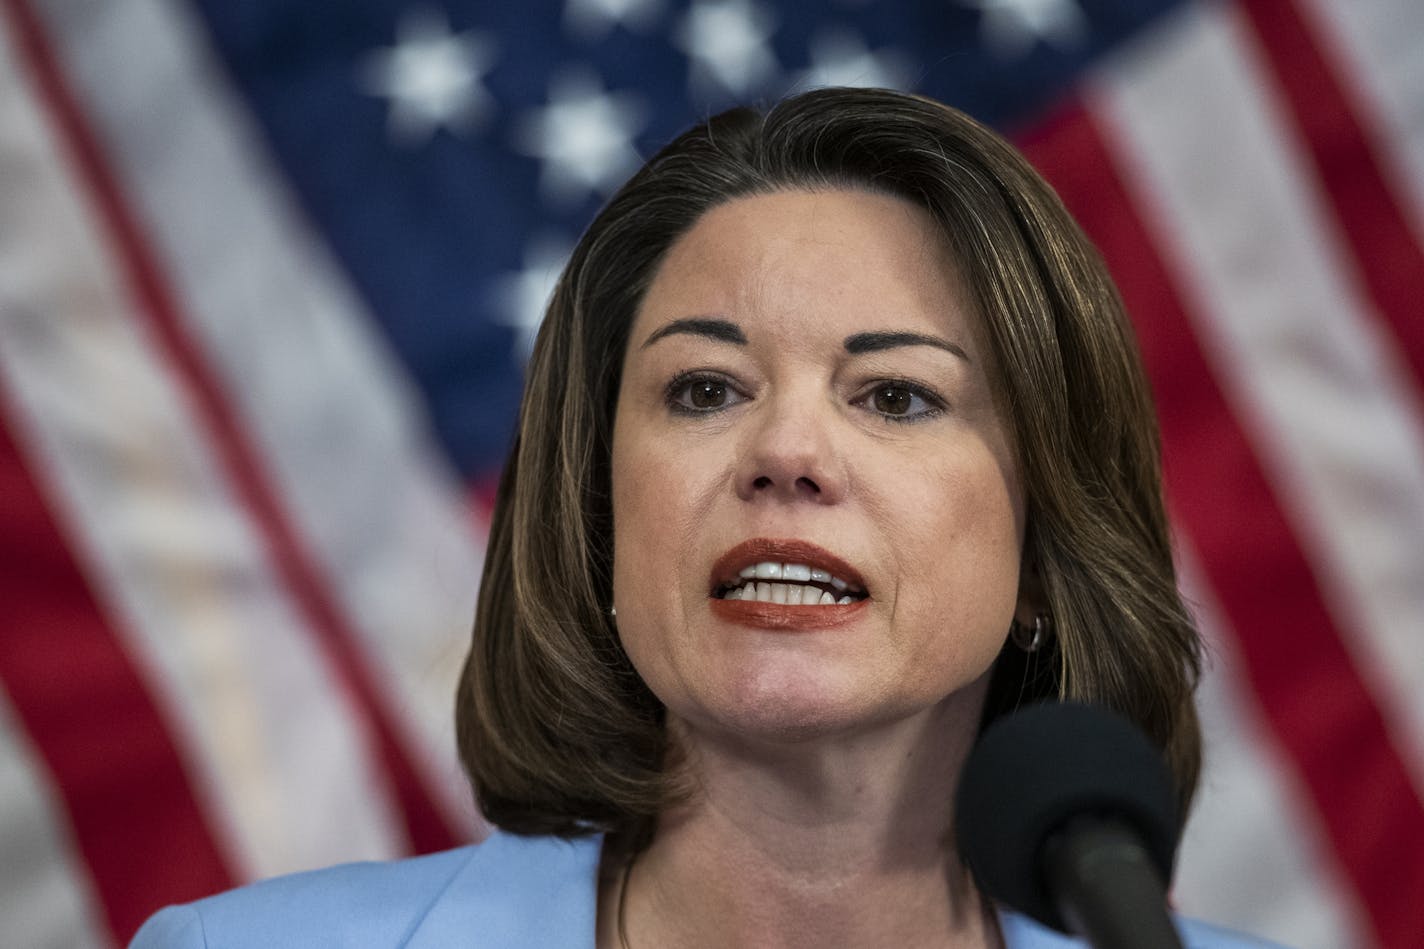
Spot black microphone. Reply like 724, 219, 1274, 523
955, 702, 1185, 949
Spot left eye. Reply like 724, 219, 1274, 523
855, 382, 944, 421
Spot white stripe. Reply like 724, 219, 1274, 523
0, 12, 406, 879
1172, 546, 1368, 949
1091, 0, 1424, 797
1296, 0, 1424, 250
0, 690, 109, 949
35, 0, 485, 832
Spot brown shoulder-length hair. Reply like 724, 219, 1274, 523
457, 87, 1202, 843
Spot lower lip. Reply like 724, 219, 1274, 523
709, 597, 869, 631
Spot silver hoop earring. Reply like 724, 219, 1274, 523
1010, 614, 1051, 653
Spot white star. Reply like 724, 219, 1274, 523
960, 0, 1088, 58
360, 7, 497, 145
794, 29, 914, 92
673, 0, 780, 101
513, 70, 647, 207
563, 0, 664, 41
492, 234, 573, 361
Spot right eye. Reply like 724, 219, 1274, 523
665, 373, 747, 414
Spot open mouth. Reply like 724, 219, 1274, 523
713, 560, 868, 606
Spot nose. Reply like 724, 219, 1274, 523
734, 389, 845, 505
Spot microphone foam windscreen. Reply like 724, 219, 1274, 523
954, 701, 1181, 931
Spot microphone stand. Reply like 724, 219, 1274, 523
1042, 816, 1186, 949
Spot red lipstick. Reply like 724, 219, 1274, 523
708, 538, 870, 631
709, 538, 867, 591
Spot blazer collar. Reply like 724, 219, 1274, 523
405, 831, 603, 948
400, 829, 1055, 948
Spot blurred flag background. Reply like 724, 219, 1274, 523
1, 0, 1421, 946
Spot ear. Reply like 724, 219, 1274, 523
1014, 548, 1047, 627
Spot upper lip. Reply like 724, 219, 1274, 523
709, 538, 868, 596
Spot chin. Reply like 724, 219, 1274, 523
683, 666, 911, 746
668, 656, 998, 756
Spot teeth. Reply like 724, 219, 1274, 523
720, 558, 867, 605
720, 580, 863, 606
730, 561, 857, 593
783, 563, 812, 582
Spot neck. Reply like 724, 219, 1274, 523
601, 697, 1003, 949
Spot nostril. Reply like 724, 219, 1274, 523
750, 474, 823, 494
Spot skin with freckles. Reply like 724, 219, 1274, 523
611, 188, 1033, 749
603, 189, 1032, 948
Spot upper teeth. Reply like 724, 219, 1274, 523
739, 561, 852, 588
722, 561, 862, 605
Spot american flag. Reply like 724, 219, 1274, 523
0, 0, 1419, 946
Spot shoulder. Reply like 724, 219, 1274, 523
129, 831, 603, 949
129, 846, 479, 948
999, 910, 1292, 949
1175, 918, 1294, 949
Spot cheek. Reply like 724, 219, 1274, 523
612, 439, 671, 610
612, 425, 704, 577
609, 423, 714, 683
891, 453, 1024, 665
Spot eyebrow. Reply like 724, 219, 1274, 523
640, 317, 748, 349
843, 331, 970, 362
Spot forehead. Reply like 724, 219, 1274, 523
633, 189, 976, 343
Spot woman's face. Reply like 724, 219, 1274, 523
610, 189, 1031, 746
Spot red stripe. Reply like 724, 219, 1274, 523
0, 0, 460, 854
0, 411, 237, 943
1018, 103, 1424, 949
1239, 0, 1424, 390
468, 475, 500, 525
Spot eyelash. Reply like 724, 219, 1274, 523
663, 371, 948, 423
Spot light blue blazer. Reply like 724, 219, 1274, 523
131, 830, 1284, 948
